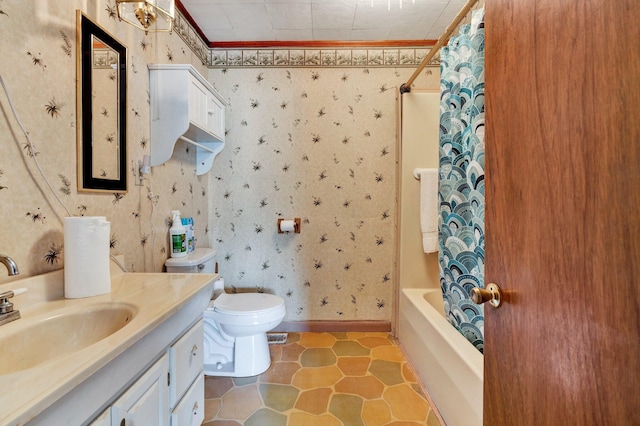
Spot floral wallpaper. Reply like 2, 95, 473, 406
0, 0, 438, 324
0, 0, 209, 278
208, 66, 438, 322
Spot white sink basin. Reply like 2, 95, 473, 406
0, 302, 137, 375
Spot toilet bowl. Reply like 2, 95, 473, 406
165, 248, 286, 377
204, 292, 285, 377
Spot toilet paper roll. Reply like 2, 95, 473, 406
64, 216, 111, 298
279, 220, 296, 232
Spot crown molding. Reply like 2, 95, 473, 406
210, 39, 437, 49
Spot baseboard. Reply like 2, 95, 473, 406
273, 320, 391, 333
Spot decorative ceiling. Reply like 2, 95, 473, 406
178, 0, 469, 45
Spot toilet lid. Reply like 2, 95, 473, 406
213, 293, 284, 315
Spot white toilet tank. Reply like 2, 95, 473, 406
165, 248, 216, 273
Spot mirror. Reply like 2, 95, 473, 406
76, 11, 127, 192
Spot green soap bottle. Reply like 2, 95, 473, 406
170, 210, 187, 258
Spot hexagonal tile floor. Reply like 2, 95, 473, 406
202, 332, 443, 426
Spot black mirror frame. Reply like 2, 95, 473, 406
77, 11, 127, 193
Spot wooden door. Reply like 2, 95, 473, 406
484, 0, 640, 424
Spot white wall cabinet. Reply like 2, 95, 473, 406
187, 76, 224, 140
149, 64, 227, 175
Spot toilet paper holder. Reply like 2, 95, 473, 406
277, 218, 301, 234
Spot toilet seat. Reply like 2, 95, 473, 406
210, 293, 284, 315
206, 292, 286, 336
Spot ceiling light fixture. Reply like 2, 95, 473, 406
116, 0, 174, 33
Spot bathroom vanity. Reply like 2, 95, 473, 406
0, 265, 215, 425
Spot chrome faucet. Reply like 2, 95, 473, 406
0, 255, 20, 326
0, 254, 19, 276
0, 289, 21, 326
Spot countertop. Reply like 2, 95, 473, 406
0, 264, 215, 425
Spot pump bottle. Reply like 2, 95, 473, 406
170, 210, 187, 258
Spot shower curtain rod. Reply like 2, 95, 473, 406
399, 0, 480, 94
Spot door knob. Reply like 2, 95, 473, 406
470, 283, 502, 308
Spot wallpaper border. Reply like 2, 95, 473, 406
173, 11, 210, 65
210, 48, 440, 68
173, 8, 440, 69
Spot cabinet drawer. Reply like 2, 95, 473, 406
170, 373, 204, 426
169, 320, 204, 406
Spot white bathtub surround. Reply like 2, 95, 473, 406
398, 288, 483, 426
0, 262, 215, 425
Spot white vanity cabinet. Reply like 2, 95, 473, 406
110, 355, 170, 426
88, 358, 168, 426
149, 64, 227, 175
87, 320, 205, 426
2, 271, 215, 426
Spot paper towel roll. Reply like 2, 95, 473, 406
64, 216, 111, 298
279, 220, 296, 232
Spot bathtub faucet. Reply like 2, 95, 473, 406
0, 254, 19, 276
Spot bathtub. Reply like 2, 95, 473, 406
398, 288, 483, 426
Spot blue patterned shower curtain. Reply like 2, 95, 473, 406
438, 8, 486, 353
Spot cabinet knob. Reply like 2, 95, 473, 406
191, 344, 198, 356
192, 401, 199, 415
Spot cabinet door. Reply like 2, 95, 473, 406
170, 374, 204, 426
188, 77, 209, 129
206, 95, 224, 139
110, 355, 169, 426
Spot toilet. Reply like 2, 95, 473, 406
165, 248, 286, 377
